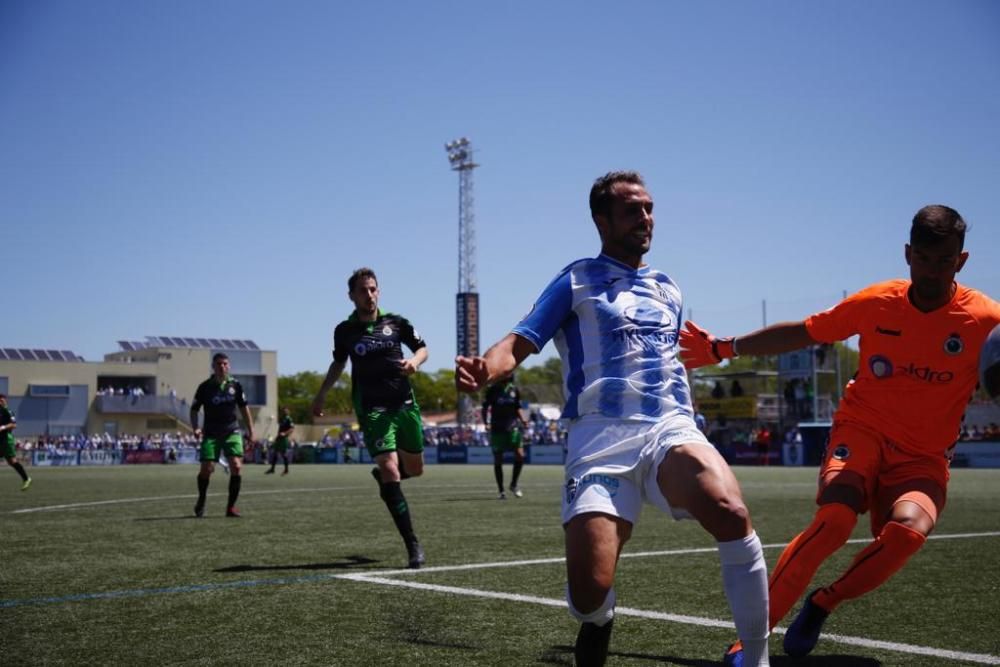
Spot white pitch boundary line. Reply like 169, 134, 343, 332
358, 531, 1000, 577
7, 482, 524, 514
334, 532, 1000, 665
339, 574, 1000, 665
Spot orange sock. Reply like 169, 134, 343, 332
812, 520, 925, 612
768, 503, 857, 628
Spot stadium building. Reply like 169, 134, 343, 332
0, 337, 277, 438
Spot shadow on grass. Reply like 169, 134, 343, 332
395, 622, 479, 652
540, 645, 719, 666
439, 497, 512, 503
773, 657, 880, 666
214, 555, 380, 573
540, 646, 882, 666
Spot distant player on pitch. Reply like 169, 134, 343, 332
191, 353, 255, 518
456, 171, 770, 667
681, 205, 1000, 661
312, 267, 429, 569
0, 394, 30, 490
266, 407, 294, 475
482, 372, 529, 499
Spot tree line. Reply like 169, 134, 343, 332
278, 356, 564, 424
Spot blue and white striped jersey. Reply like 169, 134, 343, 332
512, 254, 695, 422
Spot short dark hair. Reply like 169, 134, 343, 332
911, 205, 966, 250
0, 393, 6, 399
589, 171, 646, 220
348, 267, 378, 292
212, 353, 229, 364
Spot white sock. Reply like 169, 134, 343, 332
566, 586, 615, 627
718, 530, 770, 666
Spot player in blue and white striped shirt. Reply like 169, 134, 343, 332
456, 171, 769, 667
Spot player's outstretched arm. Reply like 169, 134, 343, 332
456, 333, 535, 393
240, 404, 255, 443
399, 346, 428, 376
680, 321, 736, 369
680, 320, 817, 369
312, 359, 348, 417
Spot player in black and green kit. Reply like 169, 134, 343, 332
312, 267, 429, 568
482, 374, 528, 499
266, 407, 294, 475
0, 394, 31, 490
190, 353, 255, 518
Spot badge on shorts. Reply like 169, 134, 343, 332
832, 444, 851, 460
565, 478, 578, 504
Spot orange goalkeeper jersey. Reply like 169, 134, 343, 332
805, 280, 1000, 457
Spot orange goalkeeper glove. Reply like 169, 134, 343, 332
679, 321, 737, 369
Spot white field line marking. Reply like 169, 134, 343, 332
7, 482, 516, 514
357, 531, 1000, 577
340, 574, 1000, 665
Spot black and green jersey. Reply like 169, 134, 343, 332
483, 381, 522, 434
333, 309, 426, 413
191, 376, 247, 438
0, 405, 15, 445
277, 415, 294, 438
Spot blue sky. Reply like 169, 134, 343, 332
3, 0, 998, 374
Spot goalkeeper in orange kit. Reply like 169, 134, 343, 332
681, 205, 1000, 664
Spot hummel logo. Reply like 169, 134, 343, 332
876, 326, 902, 336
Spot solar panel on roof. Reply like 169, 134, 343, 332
168, 337, 184, 346
4, 349, 21, 360
157, 337, 173, 347
33, 350, 50, 361
208, 339, 223, 348
119, 341, 135, 351
196, 338, 211, 347
244, 340, 260, 350
48, 351, 65, 361
232, 340, 248, 350
219, 339, 235, 349
0, 349, 7, 360
18, 349, 36, 360
183, 337, 198, 346
61, 350, 78, 361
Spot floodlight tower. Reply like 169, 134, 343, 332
445, 137, 480, 429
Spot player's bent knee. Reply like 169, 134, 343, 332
567, 586, 616, 626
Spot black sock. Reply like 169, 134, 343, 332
227, 474, 242, 508
511, 460, 523, 488
283, 456, 289, 472
379, 481, 415, 543
12, 462, 28, 482
197, 475, 209, 502
493, 462, 504, 492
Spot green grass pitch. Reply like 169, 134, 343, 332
2, 464, 998, 666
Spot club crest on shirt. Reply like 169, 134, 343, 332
869, 355, 893, 378
943, 333, 963, 355
832, 444, 851, 460
382, 325, 393, 337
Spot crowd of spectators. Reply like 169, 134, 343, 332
321, 411, 568, 450
15, 432, 202, 452
959, 423, 1000, 441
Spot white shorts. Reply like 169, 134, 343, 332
561, 415, 714, 525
